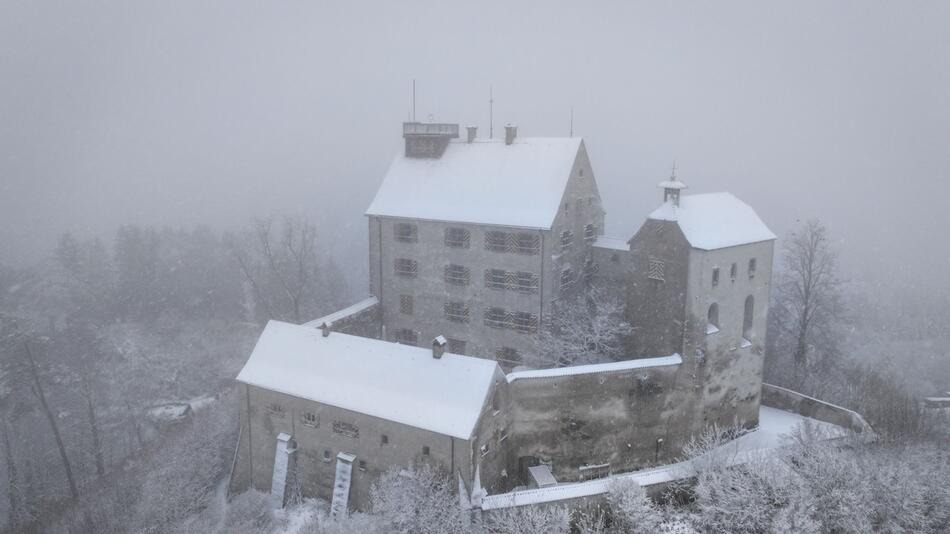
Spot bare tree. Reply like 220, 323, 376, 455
22, 339, 79, 501
231, 217, 324, 324
768, 220, 844, 389
534, 286, 633, 368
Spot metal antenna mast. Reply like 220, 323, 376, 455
570, 106, 574, 137
412, 79, 416, 122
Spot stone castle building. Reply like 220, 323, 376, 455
229, 121, 792, 512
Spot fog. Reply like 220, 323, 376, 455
2, 0, 949, 290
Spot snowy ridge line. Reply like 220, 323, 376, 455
505, 354, 682, 383
592, 235, 629, 251
302, 296, 378, 328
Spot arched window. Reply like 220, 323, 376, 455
706, 303, 720, 334
743, 295, 754, 342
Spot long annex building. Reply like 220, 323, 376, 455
228, 121, 862, 512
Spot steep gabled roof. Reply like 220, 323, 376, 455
365, 137, 583, 229
236, 321, 502, 439
648, 192, 776, 250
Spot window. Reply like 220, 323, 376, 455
444, 227, 471, 248
485, 231, 508, 252
495, 347, 521, 366
561, 230, 574, 250
712, 267, 720, 287
512, 312, 539, 334
564, 202, 569, 213
648, 259, 665, 281
480, 443, 490, 457
301, 412, 319, 427
485, 268, 508, 289
394, 328, 418, 346
394, 258, 418, 277
443, 301, 470, 323
579, 168, 584, 177
422, 446, 430, 456
443, 263, 470, 286
584, 223, 597, 242
358, 460, 367, 471
394, 222, 418, 243
381, 434, 389, 445
267, 403, 285, 418
513, 233, 540, 255
730, 263, 738, 280
447, 338, 467, 354
560, 268, 576, 290
399, 295, 413, 315
743, 295, 755, 342
323, 450, 332, 462
514, 271, 539, 294
611, 253, 620, 263
485, 307, 510, 329
332, 421, 359, 439
748, 258, 757, 278
706, 303, 720, 335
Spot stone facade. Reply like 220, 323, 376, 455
367, 141, 603, 369
231, 122, 781, 513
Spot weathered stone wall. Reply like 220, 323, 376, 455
505, 361, 686, 485
231, 385, 478, 511
685, 240, 774, 430
625, 220, 691, 358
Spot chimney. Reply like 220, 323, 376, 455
504, 124, 517, 145
432, 335, 447, 359
320, 322, 331, 337
466, 126, 477, 143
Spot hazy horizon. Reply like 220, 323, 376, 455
3, 1, 948, 294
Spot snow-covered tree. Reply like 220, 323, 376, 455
482, 504, 570, 533
370, 464, 469, 534
534, 285, 632, 367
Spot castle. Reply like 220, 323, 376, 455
228, 121, 785, 511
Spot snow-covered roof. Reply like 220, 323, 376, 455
302, 296, 378, 328
236, 321, 501, 439
592, 235, 629, 251
365, 138, 583, 229
648, 192, 776, 250
506, 354, 681, 383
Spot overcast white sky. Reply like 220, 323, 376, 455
2, 1, 948, 291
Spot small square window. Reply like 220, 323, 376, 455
323, 450, 332, 462
267, 403, 285, 418
394, 223, 418, 243
399, 294, 413, 315
358, 460, 367, 471
611, 253, 620, 263
444, 227, 471, 248
381, 434, 389, 445
301, 412, 319, 427
394, 258, 418, 277
422, 446, 430, 456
